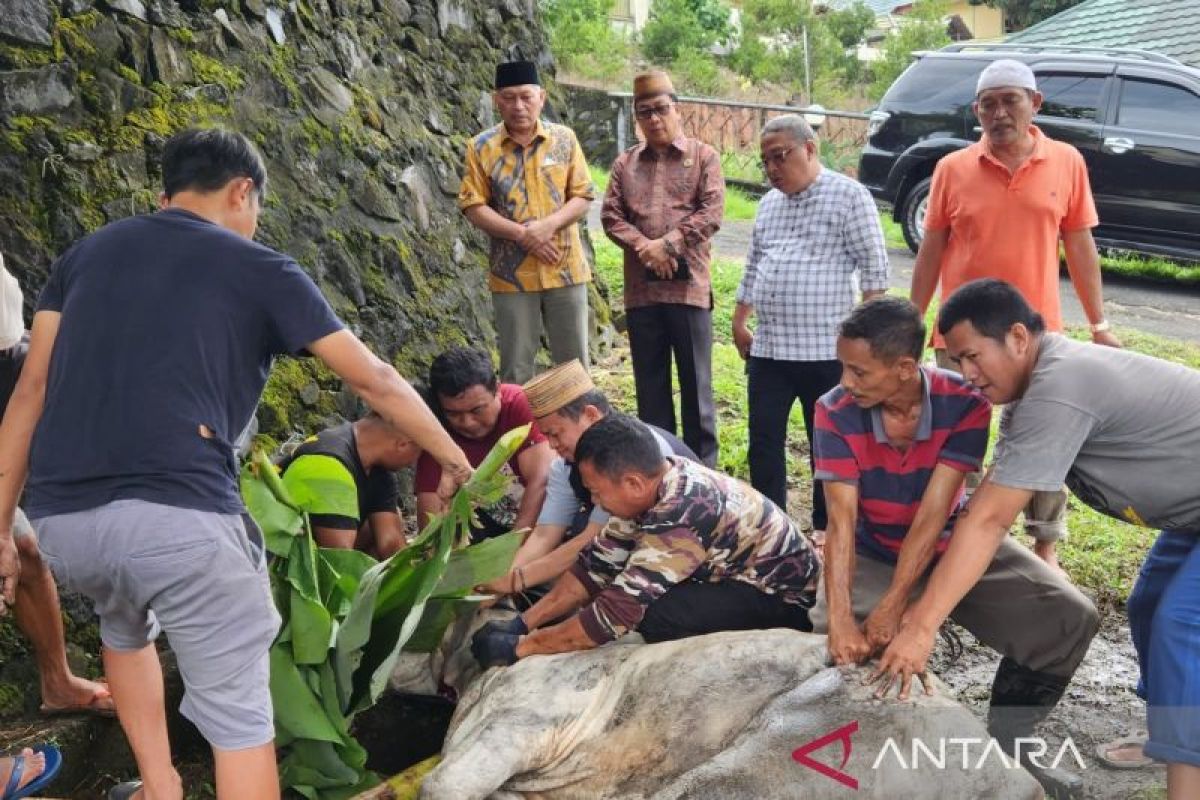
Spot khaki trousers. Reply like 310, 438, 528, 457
492, 283, 590, 384
810, 537, 1099, 677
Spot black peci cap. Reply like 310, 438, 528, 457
495, 60, 540, 89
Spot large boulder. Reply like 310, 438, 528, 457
421, 629, 1044, 800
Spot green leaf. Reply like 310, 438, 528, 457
282, 453, 361, 519
433, 530, 523, 597
290, 588, 333, 665
241, 457, 304, 556
464, 423, 530, 492
402, 598, 475, 653
287, 739, 360, 787
287, 532, 323, 604
349, 510, 459, 714
319, 547, 378, 615
269, 644, 344, 744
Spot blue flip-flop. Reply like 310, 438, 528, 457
2, 744, 63, 800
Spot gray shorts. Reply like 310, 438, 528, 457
32, 498, 281, 751
12, 507, 34, 538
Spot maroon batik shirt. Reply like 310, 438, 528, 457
601, 136, 725, 310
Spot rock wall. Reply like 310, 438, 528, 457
0, 0, 611, 717
559, 82, 625, 168
0, 0, 589, 442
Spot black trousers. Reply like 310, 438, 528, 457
747, 356, 842, 530
638, 579, 812, 644
626, 303, 718, 467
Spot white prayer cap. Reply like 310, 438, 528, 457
0, 253, 25, 351
976, 59, 1037, 95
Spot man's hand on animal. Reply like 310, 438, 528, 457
827, 619, 872, 666
862, 599, 905, 654
870, 621, 936, 700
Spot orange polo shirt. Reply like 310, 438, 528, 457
925, 125, 1098, 346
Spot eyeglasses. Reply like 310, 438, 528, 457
759, 146, 796, 170
634, 102, 674, 120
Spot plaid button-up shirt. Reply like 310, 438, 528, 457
736, 169, 889, 361
601, 136, 724, 310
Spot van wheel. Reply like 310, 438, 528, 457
900, 177, 932, 254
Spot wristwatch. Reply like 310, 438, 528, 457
1089, 319, 1112, 333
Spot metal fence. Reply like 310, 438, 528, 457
607, 91, 871, 190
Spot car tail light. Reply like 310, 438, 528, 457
867, 110, 890, 139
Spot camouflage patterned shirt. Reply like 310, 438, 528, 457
569, 457, 818, 643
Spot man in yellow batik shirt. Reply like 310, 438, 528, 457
458, 60, 594, 383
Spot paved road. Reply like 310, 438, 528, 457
590, 208, 1200, 344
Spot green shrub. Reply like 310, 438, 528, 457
540, 0, 632, 80
671, 49, 722, 96
641, 0, 731, 64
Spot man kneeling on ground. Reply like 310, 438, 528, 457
480, 359, 697, 600
811, 296, 1098, 796
472, 413, 818, 667
280, 412, 419, 559
415, 346, 554, 539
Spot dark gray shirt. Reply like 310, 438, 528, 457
991, 334, 1200, 531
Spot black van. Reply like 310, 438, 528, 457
859, 43, 1200, 262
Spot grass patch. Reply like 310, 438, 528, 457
592, 232, 1200, 605
879, 212, 906, 251
1100, 249, 1200, 285
876, 210, 1200, 287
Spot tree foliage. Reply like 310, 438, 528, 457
731, 0, 861, 99
539, 0, 632, 80
870, 0, 952, 100
641, 0, 732, 64
981, 0, 1087, 31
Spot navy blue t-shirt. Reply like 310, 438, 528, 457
25, 208, 344, 518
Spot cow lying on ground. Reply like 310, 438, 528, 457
415, 628, 1044, 799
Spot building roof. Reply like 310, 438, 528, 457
1007, 0, 1200, 67
820, 0, 908, 15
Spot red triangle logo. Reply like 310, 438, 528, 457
792, 720, 859, 790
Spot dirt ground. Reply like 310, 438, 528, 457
929, 616, 1163, 799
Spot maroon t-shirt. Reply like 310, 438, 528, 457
414, 383, 546, 492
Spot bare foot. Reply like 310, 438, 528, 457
40, 674, 115, 715
0, 748, 47, 794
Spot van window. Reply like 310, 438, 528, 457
1036, 74, 1105, 121
1117, 79, 1200, 135
883, 58, 987, 111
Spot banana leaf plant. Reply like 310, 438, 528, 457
241, 424, 529, 799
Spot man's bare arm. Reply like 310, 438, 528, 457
864, 464, 967, 651
871, 479, 1032, 698
366, 511, 407, 558
307, 330, 470, 498
823, 480, 872, 665
0, 311, 59, 524
513, 441, 554, 533
520, 569, 592, 630
463, 205, 526, 242
0, 311, 60, 612
516, 614, 599, 658
1062, 228, 1121, 348
909, 227, 949, 315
